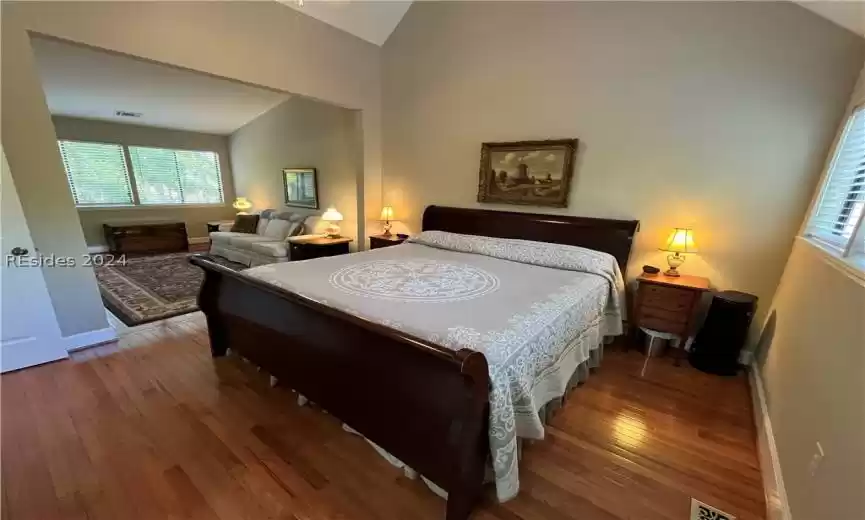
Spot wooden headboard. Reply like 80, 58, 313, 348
421, 205, 640, 272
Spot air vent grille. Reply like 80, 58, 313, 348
690, 498, 735, 520
115, 111, 142, 118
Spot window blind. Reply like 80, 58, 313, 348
806, 107, 865, 252
128, 146, 223, 205
58, 140, 134, 206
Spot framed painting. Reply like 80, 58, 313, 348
283, 168, 319, 209
477, 139, 578, 208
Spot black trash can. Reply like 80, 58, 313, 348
689, 290, 757, 376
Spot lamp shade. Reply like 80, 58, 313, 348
661, 228, 697, 254
380, 206, 395, 221
322, 207, 343, 222
232, 197, 252, 211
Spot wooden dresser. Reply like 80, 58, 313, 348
633, 273, 710, 337
103, 221, 189, 255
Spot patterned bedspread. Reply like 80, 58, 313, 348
243, 231, 625, 501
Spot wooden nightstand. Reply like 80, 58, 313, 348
634, 273, 709, 338
288, 236, 352, 261
369, 234, 407, 250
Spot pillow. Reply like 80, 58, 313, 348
263, 218, 293, 240
283, 221, 304, 240
231, 214, 259, 234
256, 216, 270, 236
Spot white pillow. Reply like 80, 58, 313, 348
256, 217, 270, 236
263, 218, 292, 240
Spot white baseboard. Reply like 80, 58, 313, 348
188, 237, 210, 245
63, 327, 118, 352
749, 363, 792, 520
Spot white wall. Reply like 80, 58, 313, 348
382, 2, 865, 329
1, 0, 382, 337
755, 63, 865, 520
230, 96, 362, 242
52, 116, 237, 246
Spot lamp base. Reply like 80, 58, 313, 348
381, 220, 392, 237
665, 252, 685, 277
325, 223, 341, 238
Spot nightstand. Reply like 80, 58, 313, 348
633, 273, 710, 358
369, 234, 407, 250
288, 236, 352, 261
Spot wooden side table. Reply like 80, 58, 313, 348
369, 234, 407, 250
288, 236, 352, 261
633, 273, 710, 363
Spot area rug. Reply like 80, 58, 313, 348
93, 252, 245, 326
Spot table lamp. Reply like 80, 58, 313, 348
232, 197, 253, 214
322, 207, 344, 238
660, 227, 697, 277
380, 206, 395, 236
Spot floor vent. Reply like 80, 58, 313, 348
690, 498, 736, 520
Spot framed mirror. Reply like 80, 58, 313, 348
282, 168, 319, 209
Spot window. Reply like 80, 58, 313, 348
58, 140, 134, 206
805, 106, 865, 261
128, 146, 223, 205
58, 141, 224, 207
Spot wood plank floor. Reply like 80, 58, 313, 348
1, 312, 765, 520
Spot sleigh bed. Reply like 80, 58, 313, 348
190, 205, 639, 520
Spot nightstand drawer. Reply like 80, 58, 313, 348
641, 284, 694, 311
640, 305, 687, 324
638, 315, 687, 335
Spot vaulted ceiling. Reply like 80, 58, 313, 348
278, 1, 864, 45
278, 0, 413, 46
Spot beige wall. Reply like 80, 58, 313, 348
229, 97, 362, 243
755, 64, 865, 520
52, 116, 237, 245
382, 2, 865, 329
1, 13, 107, 336
1, 0, 382, 337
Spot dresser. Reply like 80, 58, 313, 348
633, 273, 709, 338
103, 221, 188, 255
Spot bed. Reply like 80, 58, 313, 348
190, 205, 639, 520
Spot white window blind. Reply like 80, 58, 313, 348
128, 146, 224, 205
58, 140, 134, 206
805, 106, 865, 254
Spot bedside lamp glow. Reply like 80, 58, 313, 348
322, 207, 344, 238
232, 197, 253, 214
380, 206, 395, 236
660, 228, 697, 277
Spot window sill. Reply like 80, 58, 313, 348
77, 203, 228, 211
797, 236, 865, 286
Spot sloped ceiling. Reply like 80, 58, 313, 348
31, 38, 290, 135
278, 0, 412, 46
796, 1, 865, 37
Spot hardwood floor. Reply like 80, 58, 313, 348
1, 314, 765, 520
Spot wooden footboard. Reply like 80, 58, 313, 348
190, 255, 490, 520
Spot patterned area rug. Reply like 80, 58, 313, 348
94, 253, 245, 326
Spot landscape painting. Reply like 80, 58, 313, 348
477, 139, 577, 207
